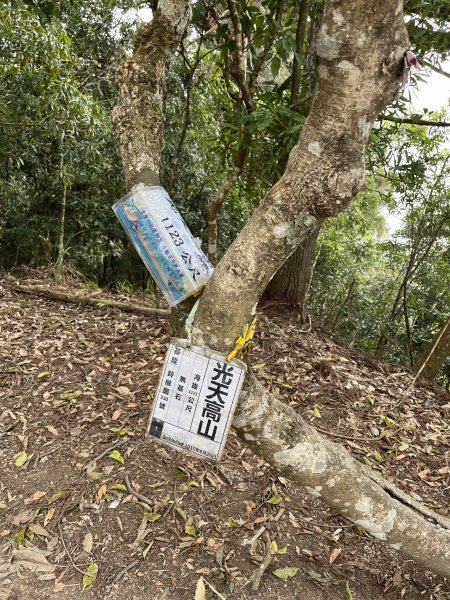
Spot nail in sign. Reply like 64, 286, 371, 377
147, 339, 247, 462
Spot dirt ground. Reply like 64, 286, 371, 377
0, 274, 449, 600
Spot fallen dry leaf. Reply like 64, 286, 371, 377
194, 577, 206, 600
82, 532, 93, 554
330, 547, 342, 564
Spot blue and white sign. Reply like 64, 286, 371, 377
113, 186, 214, 306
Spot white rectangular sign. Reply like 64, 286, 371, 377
147, 339, 247, 462
113, 186, 214, 306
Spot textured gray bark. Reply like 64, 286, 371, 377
192, 0, 409, 352
233, 374, 450, 577
112, 0, 191, 190
112, 0, 450, 578
264, 225, 320, 319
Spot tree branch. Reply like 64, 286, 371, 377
380, 115, 450, 127
290, 0, 310, 107
226, 0, 254, 112
421, 59, 450, 81
9, 284, 169, 317
111, 0, 191, 189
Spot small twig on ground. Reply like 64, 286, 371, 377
193, 493, 208, 522
215, 465, 233, 485
114, 559, 140, 582
273, 507, 285, 521
203, 577, 228, 600
124, 474, 154, 507
161, 501, 175, 519
250, 535, 273, 591
85, 438, 128, 470
248, 526, 266, 547
57, 524, 90, 577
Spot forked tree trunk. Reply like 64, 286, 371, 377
414, 315, 450, 380
112, 0, 450, 578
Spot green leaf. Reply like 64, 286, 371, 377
372, 451, 384, 462
273, 567, 299, 580
148, 480, 169, 489
14, 451, 28, 467
227, 516, 241, 528
267, 494, 282, 505
173, 468, 187, 478
313, 406, 321, 419
108, 450, 124, 464
270, 56, 281, 79
38, 371, 50, 378
345, 580, 354, 600
175, 506, 187, 521
82, 561, 98, 588
109, 484, 127, 492
146, 512, 161, 523
48, 488, 71, 504
61, 390, 82, 403
270, 540, 287, 554
251, 362, 266, 370
13, 528, 27, 546
143, 540, 154, 559
179, 480, 199, 492
109, 427, 128, 436
185, 524, 197, 537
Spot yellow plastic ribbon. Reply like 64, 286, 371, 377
227, 315, 257, 362
193, 285, 205, 297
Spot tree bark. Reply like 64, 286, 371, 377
111, 0, 191, 190
263, 224, 320, 320
232, 374, 450, 577
266, 2, 321, 314
414, 315, 450, 380
112, 0, 450, 578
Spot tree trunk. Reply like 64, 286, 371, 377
265, 2, 321, 313
264, 225, 320, 320
111, 0, 191, 190
414, 315, 450, 380
55, 149, 67, 265
112, 0, 450, 578
207, 148, 246, 265
290, 0, 310, 108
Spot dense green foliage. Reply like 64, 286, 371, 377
0, 1, 147, 284
0, 0, 449, 380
